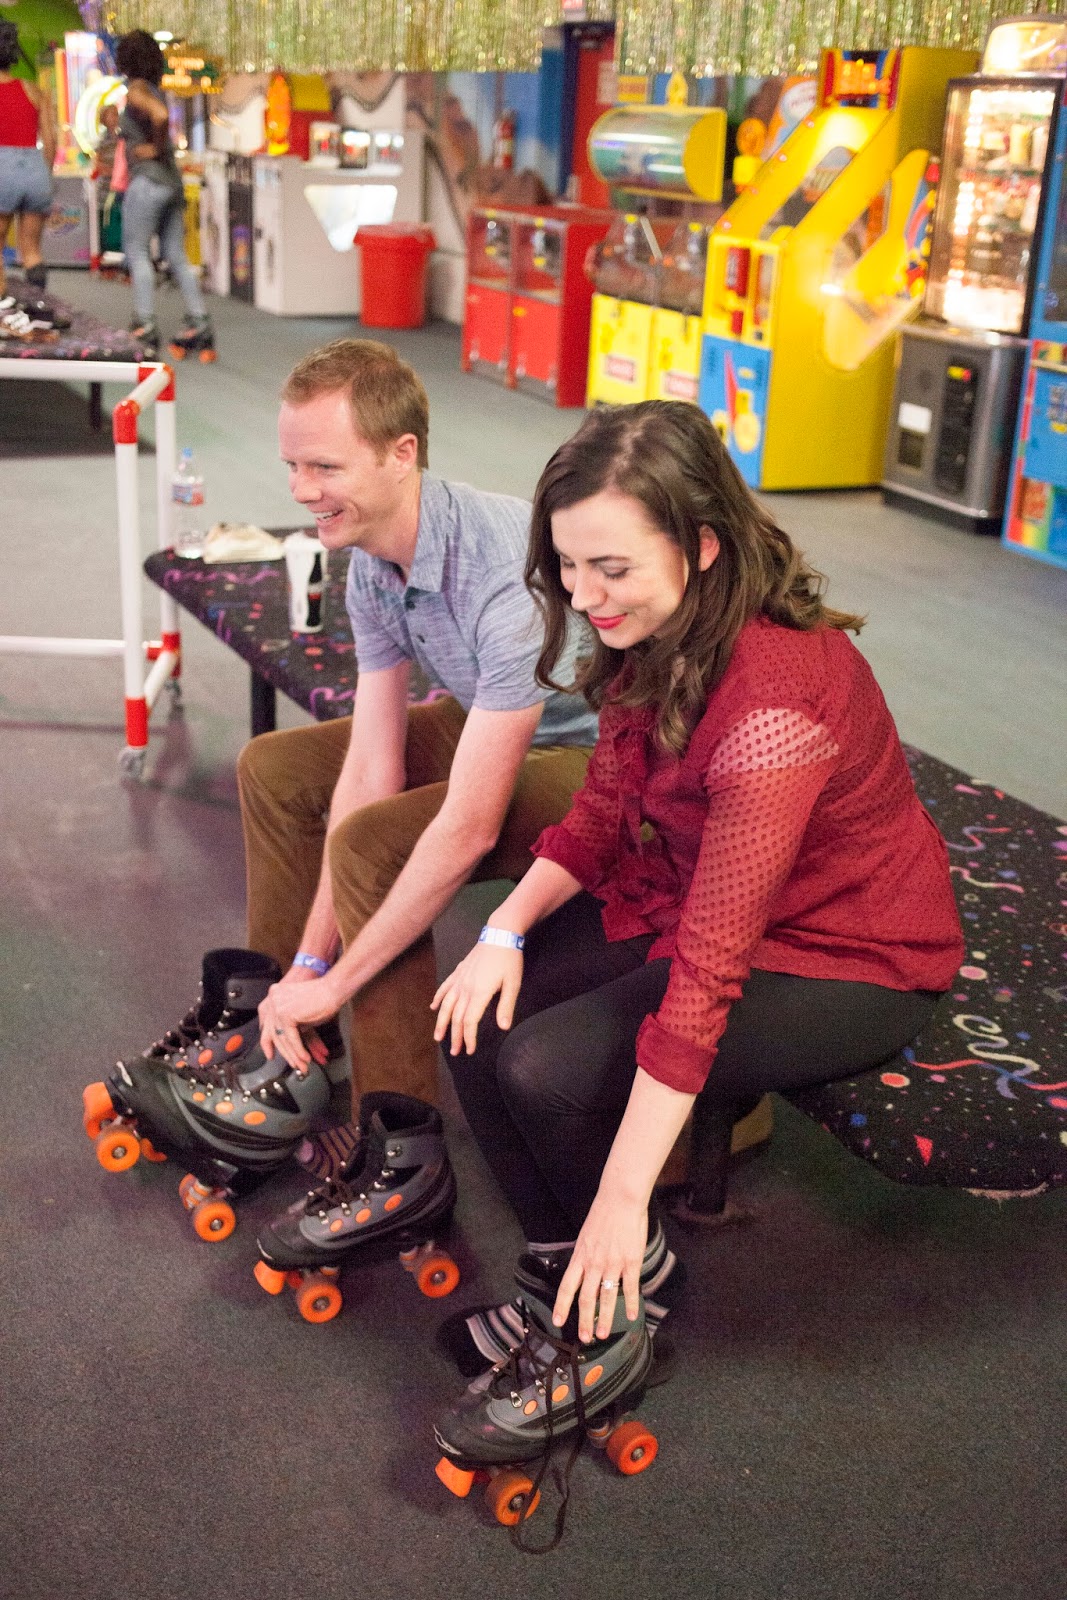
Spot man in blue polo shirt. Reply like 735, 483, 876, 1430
238, 338, 596, 1168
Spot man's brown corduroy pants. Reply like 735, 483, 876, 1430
236, 696, 590, 1106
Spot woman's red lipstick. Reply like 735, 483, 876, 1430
588, 614, 626, 630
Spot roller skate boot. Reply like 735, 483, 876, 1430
253, 1091, 459, 1323
169, 316, 216, 363
434, 1252, 659, 1551
130, 318, 160, 359
83, 948, 334, 1240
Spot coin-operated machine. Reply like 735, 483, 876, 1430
884, 18, 1067, 532
585, 87, 726, 407
1003, 63, 1067, 570
700, 46, 974, 490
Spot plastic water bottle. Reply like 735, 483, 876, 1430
172, 447, 206, 558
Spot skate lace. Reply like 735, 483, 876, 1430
153, 1003, 203, 1061
305, 1156, 384, 1217
492, 1308, 592, 1555
172, 1007, 264, 1091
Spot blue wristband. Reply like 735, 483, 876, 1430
292, 951, 331, 977
478, 925, 525, 951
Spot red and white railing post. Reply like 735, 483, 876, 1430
0, 358, 181, 777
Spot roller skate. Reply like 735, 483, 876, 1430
82, 948, 333, 1241
130, 319, 160, 360
434, 1252, 659, 1551
169, 316, 216, 363
253, 1091, 459, 1323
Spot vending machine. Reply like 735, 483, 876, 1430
884, 17, 1067, 531
1002, 71, 1067, 569
700, 45, 973, 491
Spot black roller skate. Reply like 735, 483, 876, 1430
253, 1091, 459, 1323
434, 1252, 659, 1551
169, 316, 216, 363
82, 948, 334, 1241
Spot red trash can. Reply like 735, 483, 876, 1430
354, 224, 436, 329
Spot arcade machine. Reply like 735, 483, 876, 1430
251, 73, 424, 317
44, 33, 101, 270
884, 18, 1067, 532
461, 203, 614, 406
701, 45, 974, 490
1002, 67, 1067, 570
585, 87, 726, 407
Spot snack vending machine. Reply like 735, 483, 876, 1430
1002, 71, 1067, 569
883, 17, 1066, 531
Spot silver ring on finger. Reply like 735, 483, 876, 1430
600, 1278, 619, 1291
274, 1027, 285, 1036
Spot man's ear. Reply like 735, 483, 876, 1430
697, 525, 720, 571
392, 432, 420, 474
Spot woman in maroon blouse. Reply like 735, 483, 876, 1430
430, 401, 962, 1487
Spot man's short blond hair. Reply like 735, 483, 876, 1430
281, 338, 430, 467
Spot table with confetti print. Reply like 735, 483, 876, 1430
144, 540, 431, 736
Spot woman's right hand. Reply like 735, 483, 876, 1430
431, 945, 524, 1055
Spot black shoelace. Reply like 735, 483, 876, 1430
493, 1307, 594, 1555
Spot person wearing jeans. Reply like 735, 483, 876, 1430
115, 30, 213, 359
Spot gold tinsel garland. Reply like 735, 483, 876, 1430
620, 0, 1067, 78
105, 0, 1066, 76
105, 0, 612, 72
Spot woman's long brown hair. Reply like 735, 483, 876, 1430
526, 401, 864, 753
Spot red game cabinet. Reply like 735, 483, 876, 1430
461, 210, 513, 381
462, 203, 612, 407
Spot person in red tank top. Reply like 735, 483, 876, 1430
0, 21, 56, 297
428, 401, 963, 1418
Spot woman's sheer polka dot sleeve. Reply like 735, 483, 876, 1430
532, 716, 622, 889
636, 709, 840, 1093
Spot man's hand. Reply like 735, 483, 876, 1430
259, 966, 342, 1074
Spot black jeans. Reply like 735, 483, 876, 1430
438, 892, 940, 1241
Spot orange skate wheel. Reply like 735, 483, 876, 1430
295, 1274, 343, 1324
435, 1457, 477, 1498
199, 349, 217, 364
168, 343, 186, 361
83, 1081, 115, 1139
253, 1261, 288, 1296
191, 1199, 237, 1242
416, 1253, 460, 1299
139, 1137, 168, 1163
95, 1125, 141, 1172
606, 1419, 658, 1476
178, 1173, 208, 1210
485, 1469, 540, 1526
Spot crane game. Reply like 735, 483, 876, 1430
700, 46, 975, 489
585, 89, 727, 407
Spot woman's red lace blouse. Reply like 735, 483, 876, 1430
533, 617, 964, 1094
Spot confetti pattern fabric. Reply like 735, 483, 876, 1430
0, 289, 149, 363
789, 750, 1067, 1193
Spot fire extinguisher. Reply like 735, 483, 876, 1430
492, 108, 515, 171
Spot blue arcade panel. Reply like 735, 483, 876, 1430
1003, 79, 1067, 567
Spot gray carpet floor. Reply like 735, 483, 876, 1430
1, 271, 1065, 1600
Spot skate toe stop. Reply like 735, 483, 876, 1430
435, 1457, 475, 1498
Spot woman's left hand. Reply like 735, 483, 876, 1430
552, 1194, 648, 1343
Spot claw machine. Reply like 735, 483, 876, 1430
1003, 63, 1067, 569
884, 17, 1067, 531
700, 46, 974, 490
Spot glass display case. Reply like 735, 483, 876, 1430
659, 221, 709, 316
924, 80, 1057, 333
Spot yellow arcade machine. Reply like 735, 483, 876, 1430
586, 79, 726, 407
700, 47, 975, 489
